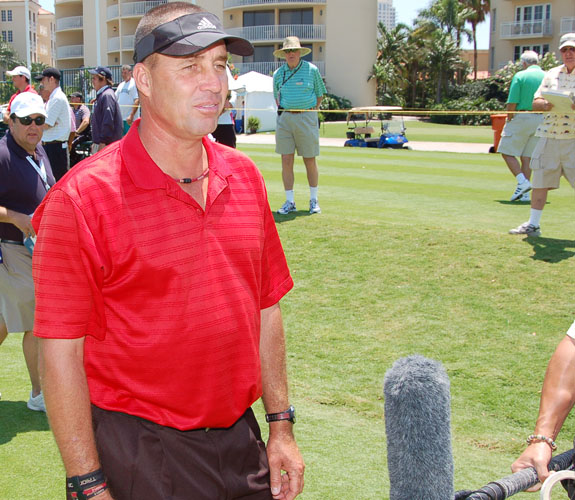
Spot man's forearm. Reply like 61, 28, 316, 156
532, 335, 575, 440
260, 303, 290, 416
40, 337, 102, 476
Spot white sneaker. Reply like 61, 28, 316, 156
510, 179, 532, 201
309, 198, 321, 214
520, 192, 531, 202
277, 201, 296, 215
27, 391, 46, 412
509, 222, 541, 237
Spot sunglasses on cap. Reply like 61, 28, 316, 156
15, 115, 46, 126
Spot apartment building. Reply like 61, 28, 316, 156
377, 0, 395, 31
55, 0, 377, 106
0, 0, 54, 66
489, 0, 575, 71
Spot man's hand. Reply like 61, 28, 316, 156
9, 211, 35, 238
267, 426, 304, 500
511, 442, 553, 491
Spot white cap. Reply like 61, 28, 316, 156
559, 33, 575, 50
6, 66, 31, 80
10, 93, 47, 118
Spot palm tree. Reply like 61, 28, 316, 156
462, 0, 490, 80
369, 23, 410, 105
418, 0, 472, 47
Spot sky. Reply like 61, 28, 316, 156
37, 0, 490, 50
394, 0, 490, 50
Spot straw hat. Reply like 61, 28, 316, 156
273, 37, 312, 59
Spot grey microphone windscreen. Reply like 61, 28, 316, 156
384, 354, 454, 500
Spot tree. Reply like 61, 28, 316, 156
418, 0, 472, 47
0, 39, 23, 74
369, 23, 410, 106
462, 0, 490, 80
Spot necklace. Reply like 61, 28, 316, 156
176, 167, 209, 184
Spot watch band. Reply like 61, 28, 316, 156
265, 405, 295, 423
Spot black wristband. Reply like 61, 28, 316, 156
66, 468, 108, 500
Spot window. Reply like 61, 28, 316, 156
8, 31, 13, 42
2, 31, 6, 42
1, 11, 6, 22
243, 10, 273, 27
514, 44, 550, 61
492, 9, 496, 32
279, 9, 313, 25
243, 45, 274, 63
301, 44, 312, 61
7, 9, 12, 21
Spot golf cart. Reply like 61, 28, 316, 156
344, 106, 408, 149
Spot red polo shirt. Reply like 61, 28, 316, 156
32, 121, 293, 430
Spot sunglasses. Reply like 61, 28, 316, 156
284, 49, 299, 54
560, 46, 575, 53
15, 115, 45, 126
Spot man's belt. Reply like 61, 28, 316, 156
284, 109, 315, 113
43, 140, 66, 145
0, 239, 24, 246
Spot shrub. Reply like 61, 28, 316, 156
320, 93, 352, 122
247, 116, 260, 134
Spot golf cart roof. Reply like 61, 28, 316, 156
348, 106, 403, 113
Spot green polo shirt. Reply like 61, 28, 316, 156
273, 60, 326, 110
507, 64, 545, 111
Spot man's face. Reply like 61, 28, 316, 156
122, 68, 132, 82
91, 74, 106, 91
41, 76, 56, 93
561, 46, 575, 71
9, 114, 44, 153
70, 96, 81, 107
11, 75, 27, 90
139, 41, 228, 140
284, 49, 302, 68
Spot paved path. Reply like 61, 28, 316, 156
236, 133, 491, 154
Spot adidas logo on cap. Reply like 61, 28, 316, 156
197, 17, 217, 30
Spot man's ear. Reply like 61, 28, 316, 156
133, 62, 152, 98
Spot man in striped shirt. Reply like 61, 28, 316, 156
273, 37, 326, 215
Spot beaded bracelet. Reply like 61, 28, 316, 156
526, 434, 557, 451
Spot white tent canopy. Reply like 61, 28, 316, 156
232, 71, 277, 133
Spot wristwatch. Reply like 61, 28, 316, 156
265, 405, 296, 424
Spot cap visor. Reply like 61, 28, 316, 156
159, 32, 254, 57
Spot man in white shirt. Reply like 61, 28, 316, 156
34, 67, 71, 181
115, 64, 140, 135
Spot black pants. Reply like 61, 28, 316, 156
67, 406, 274, 500
43, 141, 69, 181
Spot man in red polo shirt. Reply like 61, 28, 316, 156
2, 66, 38, 123
32, 3, 304, 500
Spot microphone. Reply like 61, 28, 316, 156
384, 354, 454, 500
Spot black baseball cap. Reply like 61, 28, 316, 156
88, 66, 113, 79
34, 67, 61, 81
69, 91, 83, 99
134, 11, 253, 63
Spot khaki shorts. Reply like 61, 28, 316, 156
0, 242, 35, 333
497, 114, 543, 157
530, 138, 575, 189
275, 110, 320, 157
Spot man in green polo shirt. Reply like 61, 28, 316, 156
498, 50, 545, 202
273, 37, 326, 215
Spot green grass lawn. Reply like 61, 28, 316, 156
2, 144, 575, 499
320, 119, 494, 144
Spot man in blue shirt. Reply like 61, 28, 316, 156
273, 37, 326, 215
88, 66, 123, 153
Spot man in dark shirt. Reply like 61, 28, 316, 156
88, 66, 123, 153
0, 92, 54, 411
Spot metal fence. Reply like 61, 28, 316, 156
0, 65, 126, 105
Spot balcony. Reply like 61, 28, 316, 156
108, 34, 135, 52
227, 24, 325, 42
107, 0, 167, 20
224, 0, 325, 8
56, 16, 83, 31
57, 44, 84, 59
233, 60, 324, 76
500, 19, 552, 39
562, 18, 575, 34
